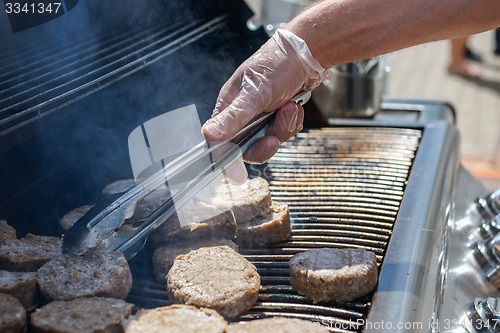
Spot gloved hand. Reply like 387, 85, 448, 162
202, 28, 330, 163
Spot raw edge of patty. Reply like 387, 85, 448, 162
0, 234, 62, 272
31, 297, 133, 333
0, 293, 26, 333
167, 245, 260, 320
226, 317, 330, 333
122, 304, 227, 333
152, 238, 238, 282
236, 201, 291, 248
0, 270, 38, 311
37, 248, 132, 301
289, 248, 378, 303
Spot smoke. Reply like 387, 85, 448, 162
0, 0, 268, 236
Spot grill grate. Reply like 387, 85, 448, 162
127, 126, 422, 332
0, 15, 227, 138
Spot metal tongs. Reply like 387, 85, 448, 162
62, 91, 311, 259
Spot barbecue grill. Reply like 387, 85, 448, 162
1, 1, 499, 332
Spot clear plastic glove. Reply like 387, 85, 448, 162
202, 28, 329, 164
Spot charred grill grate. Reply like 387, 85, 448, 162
127, 126, 422, 332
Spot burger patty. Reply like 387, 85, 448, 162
0, 293, 26, 333
0, 270, 38, 311
0, 234, 61, 272
131, 187, 171, 220
289, 248, 378, 303
123, 304, 227, 333
101, 179, 171, 222
149, 201, 237, 248
101, 179, 136, 198
226, 317, 329, 333
37, 249, 132, 301
58, 205, 94, 232
152, 238, 238, 282
30, 297, 133, 333
209, 177, 272, 223
167, 246, 260, 320
236, 201, 291, 247
0, 220, 16, 243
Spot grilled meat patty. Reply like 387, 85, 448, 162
289, 248, 378, 303
226, 317, 330, 333
101, 179, 136, 198
58, 205, 94, 232
123, 304, 227, 333
37, 249, 132, 301
209, 177, 272, 223
0, 293, 26, 333
0, 234, 61, 272
152, 238, 238, 282
31, 297, 133, 333
0, 220, 16, 243
0, 270, 38, 311
167, 246, 260, 320
236, 201, 291, 247
149, 201, 237, 248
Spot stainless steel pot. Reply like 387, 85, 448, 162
312, 58, 389, 119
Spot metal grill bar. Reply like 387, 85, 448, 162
0, 24, 148, 89
127, 126, 421, 333
0, 15, 227, 137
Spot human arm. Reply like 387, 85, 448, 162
202, 0, 500, 163
287, 0, 500, 69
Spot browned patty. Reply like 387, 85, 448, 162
37, 249, 132, 301
236, 201, 291, 247
0, 220, 16, 243
132, 187, 171, 220
0, 270, 38, 311
101, 179, 136, 197
102, 179, 171, 221
289, 248, 378, 303
226, 317, 330, 333
58, 205, 94, 232
0, 234, 61, 272
149, 201, 237, 248
123, 304, 227, 333
152, 238, 238, 282
31, 297, 133, 333
0, 293, 26, 333
167, 246, 260, 320
209, 177, 272, 223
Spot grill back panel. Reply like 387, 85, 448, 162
128, 126, 422, 332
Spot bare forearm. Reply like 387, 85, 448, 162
285, 0, 500, 68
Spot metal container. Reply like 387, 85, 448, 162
312, 59, 388, 119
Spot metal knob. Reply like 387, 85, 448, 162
465, 297, 500, 333
477, 216, 500, 241
475, 189, 500, 220
471, 234, 500, 288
